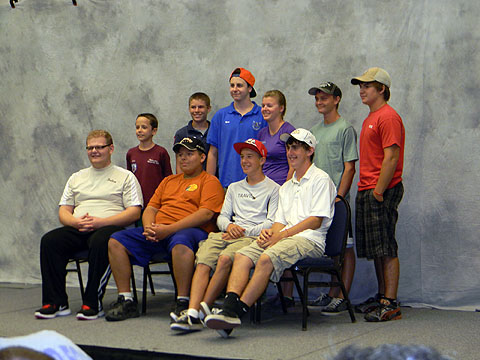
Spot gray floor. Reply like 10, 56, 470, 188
0, 283, 477, 360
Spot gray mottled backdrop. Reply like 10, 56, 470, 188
1, 0, 479, 310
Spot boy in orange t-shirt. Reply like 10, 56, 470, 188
105, 137, 224, 322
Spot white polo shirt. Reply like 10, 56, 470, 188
274, 164, 336, 251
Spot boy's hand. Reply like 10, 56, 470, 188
224, 224, 246, 240
143, 224, 158, 242
76, 213, 94, 232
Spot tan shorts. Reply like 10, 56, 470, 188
195, 232, 255, 271
237, 236, 324, 282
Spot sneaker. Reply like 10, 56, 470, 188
200, 302, 230, 338
308, 293, 332, 307
321, 298, 348, 316
105, 296, 139, 322
364, 302, 402, 322
355, 294, 381, 314
170, 313, 203, 332
34, 304, 71, 319
169, 298, 189, 323
205, 309, 241, 331
76, 304, 105, 320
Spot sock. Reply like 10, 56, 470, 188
187, 308, 199, 318
177, 296, 189, 302
222, 292, 240, 313
237, 300, 250, 319
119, 292, 133, 301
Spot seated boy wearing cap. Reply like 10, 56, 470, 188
105, 137, 224, 322
170, 139, 279, 335
205, 129, 337, 336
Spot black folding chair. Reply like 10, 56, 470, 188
291, 195, 356, 330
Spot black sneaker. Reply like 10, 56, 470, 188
308, 293, 332, 308
354, 294, 381, 314
170, 313, 203, 332
105, 295, 139, 322
200, 302, 230, 338
76, 304, 105, 320
170, 299, 189, 323
321, 298, 348, 316
34, 304, 71, 319
205, 309, 241, 331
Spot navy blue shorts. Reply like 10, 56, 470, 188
111, 227, 208, 267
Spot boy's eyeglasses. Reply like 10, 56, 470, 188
86, 144, 111, 151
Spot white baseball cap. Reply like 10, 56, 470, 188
280, 128, 317, 149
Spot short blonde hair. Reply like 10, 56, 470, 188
86, 130, 113, 145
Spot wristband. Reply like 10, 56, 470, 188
373, 190, 383, 197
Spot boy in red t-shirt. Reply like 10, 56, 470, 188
351, 67, 405, 322
126, 113, 173, 206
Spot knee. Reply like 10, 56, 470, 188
216, 255, 233, 270
172, 244, 193, 257
256, 254, 273, 269
108, 238, 125, 254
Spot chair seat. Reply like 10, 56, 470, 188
294, 257, 334, 268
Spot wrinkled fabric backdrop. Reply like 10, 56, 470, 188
1, 0, 479, 311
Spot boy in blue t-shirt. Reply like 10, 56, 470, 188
206, 68, 267, 188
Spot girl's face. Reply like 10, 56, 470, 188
261, 96, 284, 122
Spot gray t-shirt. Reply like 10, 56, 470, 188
217, 176, 279, 236
310, 117, 358, 198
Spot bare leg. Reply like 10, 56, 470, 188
280, 270, 294, 298
171, 244, 195, 297
226, 253, 254, 296
108, 238, 132, 293
383, 256, 399, 300
240, 254, 274, 307
374, 257, 385, 295
330, 247, 356, 298
202, 255, 233, 307
188, 263, 211, 311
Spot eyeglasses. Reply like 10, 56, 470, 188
86, 144, 111, 151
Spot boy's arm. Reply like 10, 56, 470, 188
373, 144, 400, 201
337, 160, 356, 199
257, 216, 323, 249
150, 208, 214, 241
206, 145, 218, 175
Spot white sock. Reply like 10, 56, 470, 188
119, 292, 133, 301
187, 308, 199, 319
177, 296, 189, 301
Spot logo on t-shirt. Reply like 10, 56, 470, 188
252, 121, 262, 130
147, 159, 160, 165
131, 163, 137, 173
186, 184, 198, 192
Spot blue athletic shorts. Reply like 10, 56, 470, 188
111, 227, 208, 267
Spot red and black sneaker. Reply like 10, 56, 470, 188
34, 304, 71, 319
76, 304, 104, 320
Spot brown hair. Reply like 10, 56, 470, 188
263, 90, 287, 118
286, 137, 314, 161
189, 92, 211, 108
136, 113, 158, 129
86, 130, 113, 145
371, 81, 390, 101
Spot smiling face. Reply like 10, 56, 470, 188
230, 77, 251, 102
314, 91, 340, 115
87, 136, 113, 169
359, 82, 385, 109
286, 141, 313, 171
189, 99, 211, 124
261, 96, 284, 122
135, 116, 157, 143
240, 147, 265, 177
176, 147, 205, 177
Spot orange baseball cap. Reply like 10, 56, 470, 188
230, 67, 257, 97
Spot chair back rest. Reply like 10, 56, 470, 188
324, 195, 351, 258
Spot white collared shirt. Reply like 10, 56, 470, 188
274, 164, 336, 251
